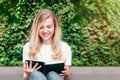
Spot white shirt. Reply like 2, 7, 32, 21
22, 41, 72, 65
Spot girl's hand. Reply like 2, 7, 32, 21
60, 65, 70, 76
60, 65, 71, 80
23, 61, 41, 75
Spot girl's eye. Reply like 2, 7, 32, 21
40, 26, 43, 29
47, 25, 52, 28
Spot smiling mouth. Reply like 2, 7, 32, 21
42, 34, 49, 37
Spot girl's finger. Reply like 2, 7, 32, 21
35, 65, 41, 71
23, 62, 28, 72
29, 61, 32, 68
33, 63, 38, 69
62, 70, 66, 74
64, 66, 67, 70
23, 62, 26, 70
60, 73, 65, 76
25, 61, 28, 69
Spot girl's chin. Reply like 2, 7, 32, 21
42, 38, 51, 41
41, 36, 52, 41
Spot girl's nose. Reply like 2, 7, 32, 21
43, 28, 47, 33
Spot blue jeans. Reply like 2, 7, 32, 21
30, 71, 64, 80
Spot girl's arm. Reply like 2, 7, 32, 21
61, 65, 71, 80
23, 62, 30, 80
23, 72, 29, 80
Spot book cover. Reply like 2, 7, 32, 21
26, 60, 64, 75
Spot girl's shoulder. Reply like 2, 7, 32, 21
60, 41, 71, 49
23, 42, 30, 48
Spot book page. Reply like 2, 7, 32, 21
45, 61, 64, 65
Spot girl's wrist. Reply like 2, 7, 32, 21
64, 75, 71, 80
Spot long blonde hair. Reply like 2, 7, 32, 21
29, 9, 62, 60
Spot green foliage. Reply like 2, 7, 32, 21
71, 0, 120, 66
0, 0, 120, 66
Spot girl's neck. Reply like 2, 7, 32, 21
42, 40, 52, 45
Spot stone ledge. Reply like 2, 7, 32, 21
0, 66, 120, 80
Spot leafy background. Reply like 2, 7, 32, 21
0, 0, 120, 66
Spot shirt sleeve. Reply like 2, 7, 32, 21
22, 42, 30, 63
61, 42, 72, 66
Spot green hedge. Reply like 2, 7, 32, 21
0, 0, 120, 66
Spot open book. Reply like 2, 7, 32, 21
26, 60, 64, 75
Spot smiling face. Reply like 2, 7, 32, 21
38, 17, 55, 44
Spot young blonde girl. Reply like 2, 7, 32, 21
23, 9, 72, 80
